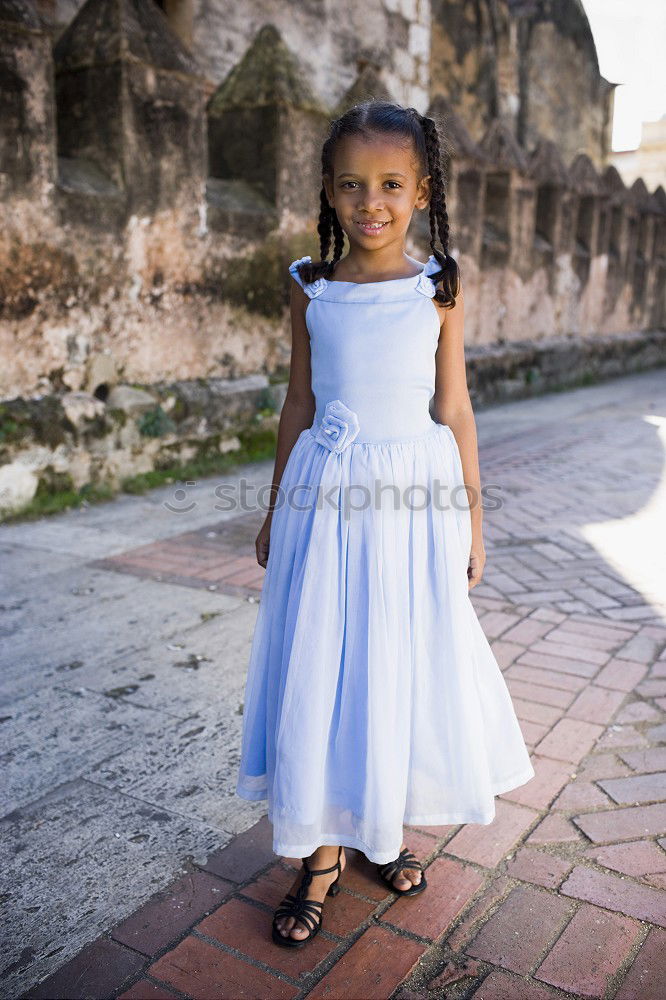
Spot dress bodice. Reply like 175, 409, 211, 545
288, 254, 442, 444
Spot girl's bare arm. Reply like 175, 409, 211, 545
432, 286, 486, 585
263, 281, 316, 523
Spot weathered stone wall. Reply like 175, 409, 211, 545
0, 0, 664, 518
430, 0, 614, 168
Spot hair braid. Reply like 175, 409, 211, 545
297, 137, 347, 285
419, 113, 460, 308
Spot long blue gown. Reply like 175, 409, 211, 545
234, 254, 534, 864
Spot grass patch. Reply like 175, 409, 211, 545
1, 425, 278, 523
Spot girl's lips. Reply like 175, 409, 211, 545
355, 220, 390, 235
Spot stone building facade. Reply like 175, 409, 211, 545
0, 0, 664, 515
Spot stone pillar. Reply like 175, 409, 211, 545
54, 0, 206, 224
0, 0, 56, 208
207, 24, 328, 228
568, 153, 601, 289
478, 120, 530, 273
527, 139, 570, 289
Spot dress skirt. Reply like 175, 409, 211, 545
235, 419, 535, 864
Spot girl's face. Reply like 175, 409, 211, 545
323, 133, 431, 250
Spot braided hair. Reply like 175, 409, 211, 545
296, 99, 461, 309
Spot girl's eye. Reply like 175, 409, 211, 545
340, 181, 402, 190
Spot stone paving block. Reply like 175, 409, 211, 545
615, 701, 662, 723
617, 635, 662, 664
472, 967, 565, 999
551, 779, 612, 811
529, 607, 566, 625
558, 617, 634, 642
583, 840, 666, 878
489, 639, 525, 669
517, 650, 599, 678
534, 903, 642, 997
597, 772, 666, 805
504, 846, 572, 888
505, 663, 588, 692
148, 934, 298, 999
425, 957, 483, 991
527, 814, 583, 844
595, 724, 650, 750
118, 980, 181, 998
466, 884, 572, 975
111, 869, 235, 956
530, 639, 610, 667
478, 610, 522, 638
511, 697, 562, 727
519, 718, 550, 745
380, 856, 485, 938
560, 866, 666, 926
506, 678, 573, 709
445, 799, 538, 867
566, 685, 626, 724
534, 718, 604, 763
544, 624, 621, 652
306, 923, 425, 999
1, 777, 226, 1000
24, 937, 145, 999
619, 747, 666, 773
575, 752, 633, 779
594, 659, 648, 691
499, 618, 553, 645
200, 814, 275, 884
637, 679, 666, 698
499, 754, 572, 810
572, 803, 666, 842
614, 927, 666, 1000
445, 876, 513, 952
647, 723, 666, 741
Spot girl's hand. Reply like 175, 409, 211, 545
467, 540, 486, 590
255, 515, 272, 568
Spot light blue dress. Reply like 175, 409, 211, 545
235, 253, 534, 864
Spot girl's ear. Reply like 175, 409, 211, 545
415, 174, 431, 210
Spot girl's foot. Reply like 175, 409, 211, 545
274, 846, 347, 942
388, 843, 423, 891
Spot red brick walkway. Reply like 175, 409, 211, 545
26, 602, 666, 999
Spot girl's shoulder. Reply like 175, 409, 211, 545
288, 256, 327, 299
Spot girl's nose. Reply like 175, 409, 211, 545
358, 192, 385, 212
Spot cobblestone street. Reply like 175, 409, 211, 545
2, 371, 665, 999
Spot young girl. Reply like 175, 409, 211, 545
235, 100, 534, 947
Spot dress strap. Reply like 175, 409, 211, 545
415, 254, 441, 298
289, 256, 328, 299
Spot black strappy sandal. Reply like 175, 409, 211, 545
377, 845, 427, 896
272, 845, 343, 948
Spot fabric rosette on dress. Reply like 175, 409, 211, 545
313, 399, 360, 453
308, 399, 361, 530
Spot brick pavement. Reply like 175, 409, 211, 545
11, 374, 666, 999
25, 605, 666, 1000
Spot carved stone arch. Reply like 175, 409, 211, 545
528, 138, 569, 265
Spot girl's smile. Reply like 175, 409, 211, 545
355, 219, 391, 235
